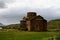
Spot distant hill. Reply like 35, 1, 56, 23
3, 19, 60, 30
47, 19, 60, 29
4, 24, 20, 29
0, 23, 4, 26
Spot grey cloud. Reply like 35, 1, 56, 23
0, 0, 15, 8
0, 7, 60, 25
1, 0, 16, 3
0, 8, 28, 25
25, 8, 60, 20
0, 1, 6, 8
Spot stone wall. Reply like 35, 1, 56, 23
20, 12, 47, 31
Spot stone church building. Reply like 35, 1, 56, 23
20, 12, 47, 31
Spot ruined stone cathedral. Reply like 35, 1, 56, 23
20, 12, 47, 31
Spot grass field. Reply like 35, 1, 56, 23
0, 30, 59, 40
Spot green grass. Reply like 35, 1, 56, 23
56, 36, 60, 40
0, 30, 59, 40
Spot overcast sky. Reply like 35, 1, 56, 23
0, 0, 60, 25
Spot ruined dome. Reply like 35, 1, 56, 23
27, 12, 37, 18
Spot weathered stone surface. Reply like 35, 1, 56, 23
20, 12, 47, 31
